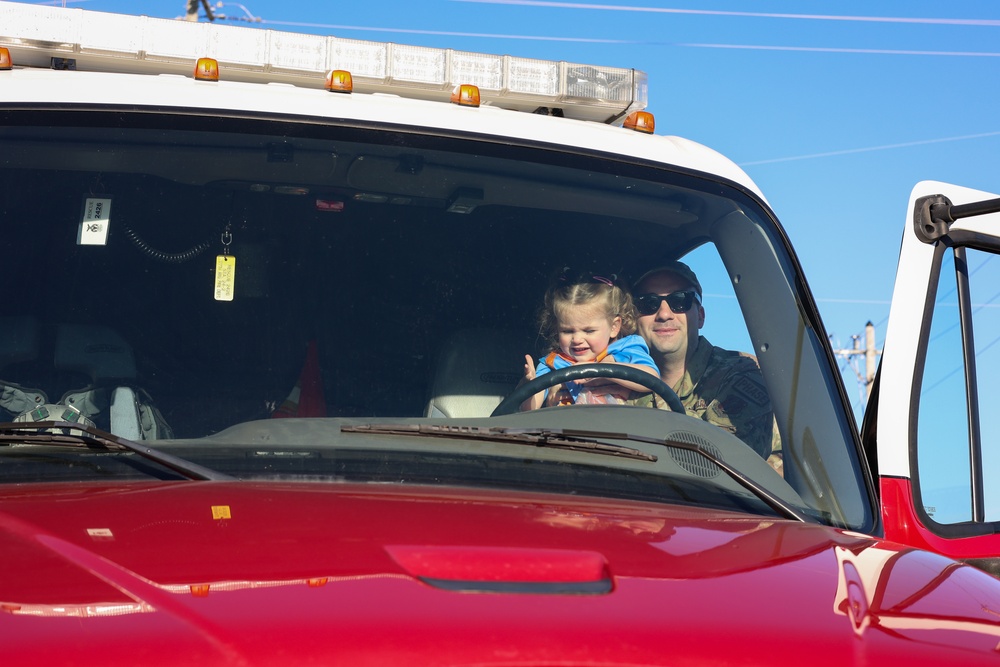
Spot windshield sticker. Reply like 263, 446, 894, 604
77, 197, 112, 246
214, 255, 236, 301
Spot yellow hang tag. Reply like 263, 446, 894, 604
214, 254, 236, 301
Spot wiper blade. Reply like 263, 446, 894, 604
340, 423, 658, 462
342, 424, 811, 523
0, 421, 234, 481
553, 427, 813, 524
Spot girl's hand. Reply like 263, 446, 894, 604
519, 355, 544, 411
523, 354, 537, 381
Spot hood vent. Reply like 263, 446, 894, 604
385, 545, 613, 595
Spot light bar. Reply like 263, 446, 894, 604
0, 1, 647, 124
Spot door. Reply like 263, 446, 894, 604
872, 180, 1000, 574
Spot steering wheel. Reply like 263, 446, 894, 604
491, 363, 685, 417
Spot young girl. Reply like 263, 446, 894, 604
521, 270, 660, 410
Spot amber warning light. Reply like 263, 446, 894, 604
326, 70, 353, 93
0, 47, 12, 70
194, 57, 220, 82
624, 111, 655, 134
451, 84, 481, 108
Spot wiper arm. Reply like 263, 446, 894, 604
340, 423, 658, 462
551, 427, 813, 523
342, 424, 811, 523
0, 421, 234, 481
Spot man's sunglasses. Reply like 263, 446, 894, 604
635, 291, 701, 316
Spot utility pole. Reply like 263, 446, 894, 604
185, 2, 263, 23
833, 321, 880, 401
185, 0, 216, 22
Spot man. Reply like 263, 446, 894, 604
631, 261, 778, 466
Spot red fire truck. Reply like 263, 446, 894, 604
2, 2, 999, 663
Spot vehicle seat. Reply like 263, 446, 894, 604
425, 329, 533, 418
54, 323, 137, 382
54, 324, 172, 440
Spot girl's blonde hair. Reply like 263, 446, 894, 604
538, 269, 638, 346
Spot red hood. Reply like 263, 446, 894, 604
2, 481, 999, 666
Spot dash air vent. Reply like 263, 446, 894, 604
666, 431, 723, 478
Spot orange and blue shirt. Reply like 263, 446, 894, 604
534, 334, 658, 404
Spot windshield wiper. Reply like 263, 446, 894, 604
340, 423, 658, 462
562, 428, 813, 523
0, 421, 234, 481
341, 424, 812, 523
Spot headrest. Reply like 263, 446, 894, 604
425, 328, 533, 418
55, 323, 137, 382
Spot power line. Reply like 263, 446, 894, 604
680, 44, 1000, 57
452, 1, 1000, 27
178, 2, 1000, 53
740, 131, 1000, 166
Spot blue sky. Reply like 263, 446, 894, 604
25, 1, 1000, 418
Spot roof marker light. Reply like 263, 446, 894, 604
450, 84, 480, 108
624, 111, 655, 134
326, 69, 353, 93
194, 57, 220, 82
0, 47, 11, 71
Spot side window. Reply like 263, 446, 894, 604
680, 244, 781, 470
917, 247, 1000, 524
681, 244, 753, 354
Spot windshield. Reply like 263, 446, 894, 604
0, 111, 873, 531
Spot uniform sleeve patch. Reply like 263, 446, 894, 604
731, 375, 769, 407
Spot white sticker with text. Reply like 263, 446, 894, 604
78, 197, 112, 246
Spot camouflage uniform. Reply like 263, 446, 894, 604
633, 336, 775, 460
